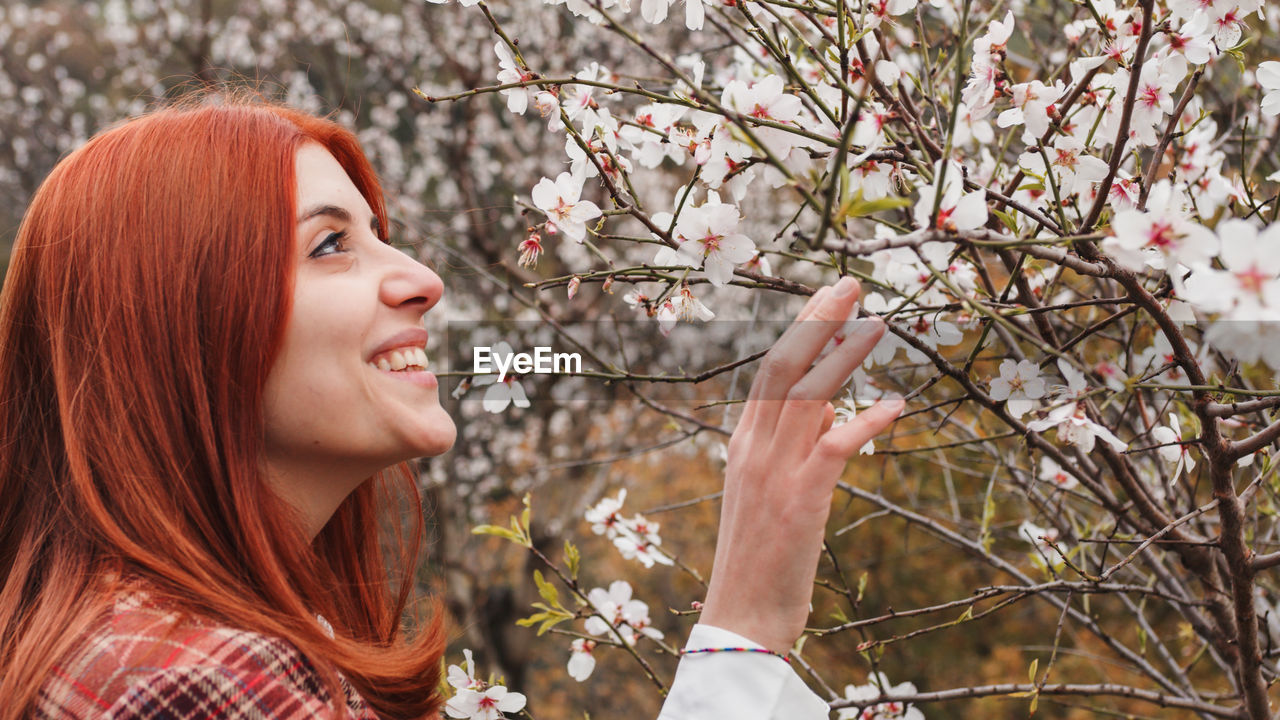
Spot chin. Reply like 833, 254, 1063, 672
408, 406, 457, 458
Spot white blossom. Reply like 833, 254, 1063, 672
1151, 413, 1196, 484
1026, 401, 1127, 454
444, 650, 527, 720
567, 638, 596, 681
584, 580, 665, 645
1038, 456, 1078, 490
531, 171, 602, 243
989, 358, 1048, 418
471, 342, 531, 414
1261, 61, 1280, 116
671, 193, 756, 286
837, 672, 925, 720
1103, 180, 1218, 273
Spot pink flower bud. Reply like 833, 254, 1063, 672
517, 234, 543, 269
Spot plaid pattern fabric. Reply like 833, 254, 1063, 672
36, 588, 378, 719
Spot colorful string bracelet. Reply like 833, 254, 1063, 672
680, 646, 791, 663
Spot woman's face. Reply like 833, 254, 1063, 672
261, 143, 455, 519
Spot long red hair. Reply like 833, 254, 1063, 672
0, 96, 445, 719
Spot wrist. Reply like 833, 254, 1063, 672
697, 605, 796, 655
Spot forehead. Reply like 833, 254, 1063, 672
294, 142, 371, 216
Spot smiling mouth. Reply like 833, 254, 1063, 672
368, 345, 430, 372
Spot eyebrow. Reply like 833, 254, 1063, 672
296, 204, 381, 236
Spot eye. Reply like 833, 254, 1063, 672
310, 230, 349, 258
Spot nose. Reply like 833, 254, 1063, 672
378, 241, 444, 317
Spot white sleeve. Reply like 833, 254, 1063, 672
656, 623, 830, 719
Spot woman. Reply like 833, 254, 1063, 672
0, 94, 902, 719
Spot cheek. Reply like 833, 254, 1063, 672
286, 278, 370, 370
263, 283, 371, 430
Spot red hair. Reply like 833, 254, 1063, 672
0, 96, 445, 719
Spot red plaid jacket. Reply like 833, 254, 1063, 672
36, 588, 379, 719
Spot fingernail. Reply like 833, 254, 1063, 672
833, 276, 858, 298
882, 391, 904, 406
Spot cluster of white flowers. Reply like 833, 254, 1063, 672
409, 0, 1280, 712
567, 579, 665, 682
445, 0, 1279, 369
584, 489, 674, 568
1102, 206, 1280, 372
444, 649, 527, 720
1024, 360, 1127, 454
653, 190, 757, 287
838, 672, 926, 720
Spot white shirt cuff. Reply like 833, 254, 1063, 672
657, 623, 830, 719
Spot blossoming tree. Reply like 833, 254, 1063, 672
424, 0, 1280, 717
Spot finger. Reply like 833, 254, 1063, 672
793, 286, 830, 323
738, 286, 830, 430
769, 318, 887, 460
792, 396, 905, 506
747, 286, 829, 405
749, 277, 863, 435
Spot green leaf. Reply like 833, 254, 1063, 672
516, 603, 573, 636
1224, 45, 1247, 75
856, 572, 868, 604
515, 611, 547, 628
472, 524, 521, 543
538, 614, 568, 635
991, 208, 1019, 235
849, 25, 874, 44
508, 516, 531, 547
564, 540, 581, 581
533, 570, 560, 608
1028, 658, 1039, 684
837, 191, 912, 222
978, 490, 996, 552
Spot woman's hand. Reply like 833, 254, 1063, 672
698, 276, 904, 654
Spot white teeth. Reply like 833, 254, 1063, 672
370, 346, 430, 372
